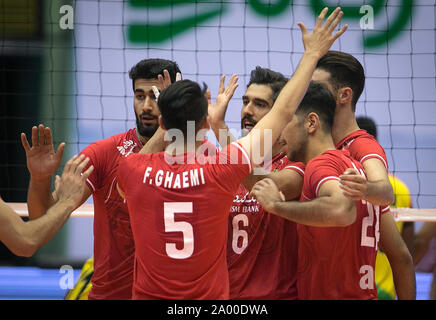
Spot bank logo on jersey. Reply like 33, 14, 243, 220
117, 140, 137, 157
231, 192, 260, 216
127, 0, 414, 48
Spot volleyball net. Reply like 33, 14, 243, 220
1, 1, 435, 212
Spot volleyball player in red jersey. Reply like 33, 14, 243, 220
23, 59, 182, 299
312, 51, 393, 206
251, 81, 415, 299
116, 7, 348, 299
312, 51, 415, 299
226, 157, 304, 300
208, 67, 304, 299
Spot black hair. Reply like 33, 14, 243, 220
247, 66, 288, 102
157, 80, 208, 135
356, 116, 378, 139
128, 58, 181, 90
296, 81, 336, 133
316, 51, 365, 111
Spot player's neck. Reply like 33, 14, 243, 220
332, 104, 360, 145
306, 134, 336, 164
271, 141, 285, 158
166, 140, 206, 156
136, 131, 151, 147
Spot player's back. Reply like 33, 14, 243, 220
297, 150, 382, 300
117, 142, 251, 299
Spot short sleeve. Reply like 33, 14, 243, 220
305, 156, 341, 197
79, 142, 103, 193
348, 137, 388, 170
284, 162, 305, 177
115, 156, 130, 194
206, 142, 252, 194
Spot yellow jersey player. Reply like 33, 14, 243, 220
64, 256, 94, 300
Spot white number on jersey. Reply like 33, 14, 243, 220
360, 200, 380, 250
164, 202, 194, 259
350, 166, 380, 251
232, 214, 249, 254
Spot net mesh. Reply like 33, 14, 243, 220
1, 0, 435, 213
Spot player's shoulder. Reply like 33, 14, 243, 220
336, 129, 380, 148
308, 149, 357, 173
83, 129, 133, 149
280, 155, 305, 174
108, 128, 139, 147
353, 129, 382, 146
310, 149, 343, 164
87, 129, 142, 157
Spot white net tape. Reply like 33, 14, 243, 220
9, 202, 94, 218
7, 203, 436, 222
391, 208, 436, 222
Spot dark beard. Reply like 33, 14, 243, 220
136, 117, 159, 139
241, 115, 257, 137
287, 137, 307, 163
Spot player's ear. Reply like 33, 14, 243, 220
337, 87, 353, 106
306, 112, 319, 134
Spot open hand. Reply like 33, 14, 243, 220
21, 125, 65, 180
207, 74, 239, 127
298, 7, 348, 59
152, 69, 182, 102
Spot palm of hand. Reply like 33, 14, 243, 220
208, 94, 228, 122
27, 144, 61, 179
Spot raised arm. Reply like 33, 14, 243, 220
251, 178, 356, 227
22, 125, 92, 219
0, 155, 93, 257
207, 74, 239, 148
237, 7, 347, 165
21, 125, 65, 219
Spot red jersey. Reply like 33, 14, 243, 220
336, 129, 388, 170
297, 149, 389, 300
79, 128, 142, 300
227, 153, 305, 300
117, 142, 251, 299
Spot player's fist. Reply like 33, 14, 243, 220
250, 178, 285, 212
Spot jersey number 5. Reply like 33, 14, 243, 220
164, 202, 194, 259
